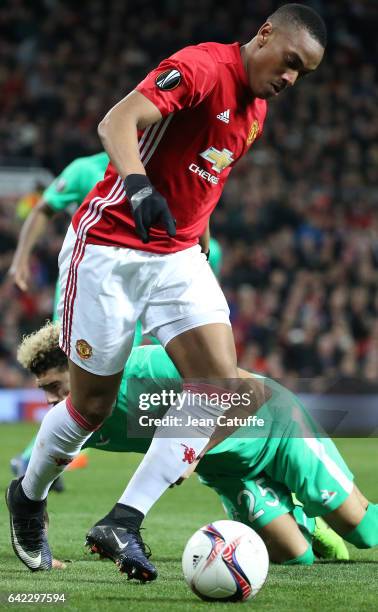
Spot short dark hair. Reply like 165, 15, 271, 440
269, 3, 327, 48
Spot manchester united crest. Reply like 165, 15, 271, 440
247, 120, 259, 146
76, 339, 93, 360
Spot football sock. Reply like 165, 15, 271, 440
117, 385, 236, 515
344, 503, 378, 549
21, 397, 95, 502
101, 503, 144, 532
21, 436, 37, 462
282, 546, 315, 565
117, 435, 208, 514
118, 383, 248, 515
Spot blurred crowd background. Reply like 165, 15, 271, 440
0, 0, 377, 388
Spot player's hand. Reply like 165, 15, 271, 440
52, 558, 67, 569
201, 248, 210, 261
7, 259, 30, 291
124, 174, 176, 243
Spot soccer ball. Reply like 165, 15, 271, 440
182, 520, 269, 602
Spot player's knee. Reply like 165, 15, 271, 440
70, 395, 114, 426
344, 504, 378, 549
280, 546, 315, 566
86, 401, 113, 425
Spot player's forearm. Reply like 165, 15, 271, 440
98, 91, 162, 180
11, 201, 51, 265
98, 112, 145, 179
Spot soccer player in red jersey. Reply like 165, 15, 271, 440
7, 4, 327, 580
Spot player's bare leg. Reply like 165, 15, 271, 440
167, 324, 268, 424
292, 463, 376, 554
323, 485, 378, 550
116, 323, 259, 516
323, 485, 367, 534
353, 484, 369, 509
21, 360, 123, 500
66, 347, 158, 582
166, 323, 238, 377
91, 323, 270, 578
258, 513, 349, 564
119, 323, 242, 500
87, 324, 254, 577
167, 329, 267, 411
68, 360, 123, 426
259, 513, 313, 564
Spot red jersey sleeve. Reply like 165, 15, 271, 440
135, 45, 217, 116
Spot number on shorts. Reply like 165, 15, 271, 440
237, 478, 280, 523
255, 477, 280, 507
237, 489, 264, 523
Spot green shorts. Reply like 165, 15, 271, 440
197, 436, 354, 529
200, 471, 296, 530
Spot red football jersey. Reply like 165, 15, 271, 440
72, 42, 268, 253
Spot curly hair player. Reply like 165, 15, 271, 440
10, 321, 377, 573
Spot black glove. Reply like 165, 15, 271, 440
124, 174, 176, 244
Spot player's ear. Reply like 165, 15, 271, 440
257, 22, 273, 47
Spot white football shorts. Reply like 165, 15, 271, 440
58, 225, 230, 375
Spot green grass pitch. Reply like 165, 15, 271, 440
0, 423, 377, 611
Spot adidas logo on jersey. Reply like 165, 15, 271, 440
216, 109, 230, 124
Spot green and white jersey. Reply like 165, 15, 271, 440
43, 152, 109, 214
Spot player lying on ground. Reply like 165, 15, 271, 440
7, 5, 329, 582
11, 322, 377, 572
